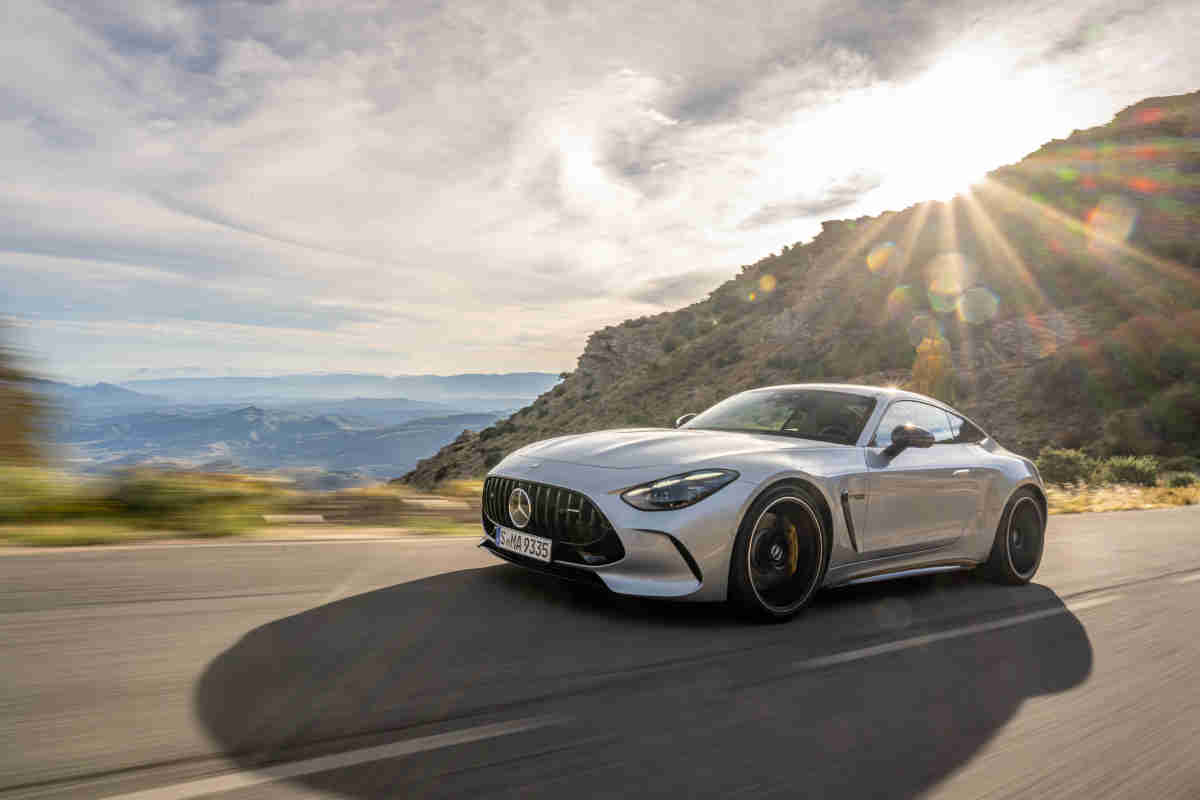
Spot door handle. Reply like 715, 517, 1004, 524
953, 469, 971, 477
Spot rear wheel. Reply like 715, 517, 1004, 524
729, 485, 830, 621
981, 487, 1045, 584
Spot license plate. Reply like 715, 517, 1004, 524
494, 525, 552, 563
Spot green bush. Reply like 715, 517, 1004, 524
766, 353, 801, 371
1166, 472, 1197, 488
1159, 455, 1200, 474
714, 344, 744, 368
0, 467, 101, 523
0, 468, 282, 537
105, 471, 280, 535
1035, 448, 1095, 485
1144, 382, 1200, 446
1091, 455, 1160, 486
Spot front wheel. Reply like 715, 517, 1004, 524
728, 485, 831, 621
981, 487, 1045, 584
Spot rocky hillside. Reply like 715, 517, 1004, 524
404, 91, 1200, 487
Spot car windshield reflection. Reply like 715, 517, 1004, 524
683, 389, 877, 445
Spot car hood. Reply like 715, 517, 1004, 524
508, 427, 844, 469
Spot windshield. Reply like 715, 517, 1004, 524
683, 389, 877, 445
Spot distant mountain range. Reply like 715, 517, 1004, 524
31, 378, 167, 416
34, 371, 560, 482
119, 372, 560, 405
57, 405, 502, 480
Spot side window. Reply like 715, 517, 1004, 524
948, 412, 987, 444
873, 401, 954, 447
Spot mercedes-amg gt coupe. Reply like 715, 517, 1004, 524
480, 383, 1046, 619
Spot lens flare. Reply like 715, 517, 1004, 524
758, 274, 777, 293
867, 242, 896, 273
1136, 107, 1164, 125
1086, 194, 1138, 245
1026, 313, 1059, 357
956, 286, 999, 324
885, 285, 918, 320
1126, 177, 1161, 194
926, 252, 967, 314
907, 314, 944, 347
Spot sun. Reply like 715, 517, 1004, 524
882, 51, 1058, 202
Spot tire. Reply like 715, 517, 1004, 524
729, 483, 832, 621
981, 487, 1045, 584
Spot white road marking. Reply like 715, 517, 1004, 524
1172, 571, 1200, 584
1067, 594, 1123, 611
102, 715, 566, 800
794, 594, 1121, 671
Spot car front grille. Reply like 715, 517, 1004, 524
483, 476, 624, 566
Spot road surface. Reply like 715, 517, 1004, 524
2, 507, 1200, 799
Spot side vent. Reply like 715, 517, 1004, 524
840, 489, 861, 553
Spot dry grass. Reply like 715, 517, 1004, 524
1046, 483, 1200, 514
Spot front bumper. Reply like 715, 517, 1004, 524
481, 457, 757, 602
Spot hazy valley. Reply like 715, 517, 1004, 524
35, 372, 559, 486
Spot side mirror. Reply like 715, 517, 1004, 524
883, 424, 935, 457
675, 413, 697, 428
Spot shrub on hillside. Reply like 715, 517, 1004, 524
1159, 455, 1200, 474
1091, 455, 1160, 486
714, 344, 744, 368
910, 336, 955, 403
1100, 408, 1160, 456
1166, 472, 1197, 488
1036, 448, 1095, 485
766, 353, 801, 371
1031, 312, 1200, 417
1144, 382, 1200, 446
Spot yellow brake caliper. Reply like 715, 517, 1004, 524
784, 518, 799, 576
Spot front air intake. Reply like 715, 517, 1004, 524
483, 476, 624, 565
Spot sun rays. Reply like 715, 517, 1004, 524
763, 99, 1199, 389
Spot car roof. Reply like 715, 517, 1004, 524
745, 382, 956, 412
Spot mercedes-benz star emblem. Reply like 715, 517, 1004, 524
508, 487, 532, 529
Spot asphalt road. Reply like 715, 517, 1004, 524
3, 507, 1200, 799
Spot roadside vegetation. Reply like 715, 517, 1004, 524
0, 468, 483, 547
1036, 449, 1199, 513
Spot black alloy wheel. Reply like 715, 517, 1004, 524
730, 485, 830, 620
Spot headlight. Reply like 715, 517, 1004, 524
620, 469, 739, 511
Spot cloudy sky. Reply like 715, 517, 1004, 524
2, 0, 1198, 382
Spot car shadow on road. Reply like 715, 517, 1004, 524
195, 564, 1092, 798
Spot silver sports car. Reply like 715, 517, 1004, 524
480, 383, 1046, 619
